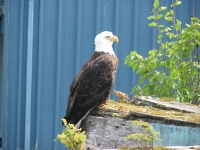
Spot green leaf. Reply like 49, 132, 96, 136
186, 24, 190, 27
164, 11, 171, 17
178, 39, 185, 44
166, 32, 174, 39
125, 0, 200, 104
191, 17, 200, 22
158, 6, 167, 12
131, 86, 142, 94
164, 16, 173, 21
176, 19, 181, 26
148, 49, 157, 56
147, 15, 156, 20
138, 73, 150, 85
157, 14, 163, 20
163, 27, 172, 32
166, 59, 171, 67
159, 25, 164, 28
136, 67, 146, 74
157, 34, 163, 40
171, 1, 181, 7
176, 19, 181, 30
154, 0, 159, 9
149, 85, 155, 95
166, 32, 174, 40
148, 22, 157, 27
195, 65, 200, 69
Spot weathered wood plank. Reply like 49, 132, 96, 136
137, 96, 200, 113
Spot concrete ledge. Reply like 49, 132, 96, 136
81, 107, 200, 149
81, 115, 143, 149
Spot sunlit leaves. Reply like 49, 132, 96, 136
125, 0, 200, 103
164, 11, 173, 21
153, 0, 159, 9
147, 15, 156, 20
54, 119, 86, 150
164, 16, 173, 21
148, 22, 157, 27
176, 19, 181, 30
166, 32, 174, 39
171, 0, 181, 7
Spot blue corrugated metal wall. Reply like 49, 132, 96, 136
152, 123, 200, 146
1, 0, 200, 149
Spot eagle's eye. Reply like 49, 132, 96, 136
105, 36, 110, 38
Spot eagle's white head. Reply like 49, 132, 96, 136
94, 31, 119, 55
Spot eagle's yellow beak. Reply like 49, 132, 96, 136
108, 36, 119, 43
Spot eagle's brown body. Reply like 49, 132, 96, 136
64, 51, 118, 125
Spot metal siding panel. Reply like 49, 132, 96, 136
113, 0, 135, 98
2, 9, 8, 150
35, 0, 45, 149
30, 0, 39, 147
81, 1, 98, 65
25, 0, 34, 149
17, 0, 28, 148
60, 0, 77, 114
2, 0, 9, 148
194, 0, 200, 18
16, 0, 24, 147
127, 0, 156, 97
0, 35, 3, 148
62, 0, 77, 82
7, 1, 23, 149
75, 0, 82, 74
190, 128, 200, 145
131, 0, 139, 89
96, 0, 101, 33
136, 0, 153, 57
2, 0, 200, 149
76, 0, 97, 73
175, 0, 191, 28
113, 0, 119, 94
36, 1, 59, 149
152, 123, 200, 146
7, 4, 20, 149
54, 0, 65, 149
2, 0, 28, 149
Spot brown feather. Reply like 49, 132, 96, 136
64, 51, 118, 125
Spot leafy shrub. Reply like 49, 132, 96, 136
54, 119, 86, 150
124, 120, 162, 149
125, 0, 200, 103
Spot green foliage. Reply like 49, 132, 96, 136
125, 0, 200, 103
54, 119, 86, 150
124, 120, 162, 149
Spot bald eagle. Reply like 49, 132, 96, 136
63, 31, 119, 128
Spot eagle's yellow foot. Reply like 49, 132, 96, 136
98, 103, 107, 110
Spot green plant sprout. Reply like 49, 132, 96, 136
54, 119, 86, 150
124, 120, 162, 149
125, 0, 200, 104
